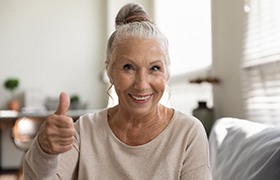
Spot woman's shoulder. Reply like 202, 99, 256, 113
173, 110, 201, 124
171, 110, 205, 132
79, 108, 108, 121
74, 108, 109, 132
163, 110, 207, 148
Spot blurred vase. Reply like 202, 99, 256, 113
192, 101, 213, 136
8, 99, 20, 111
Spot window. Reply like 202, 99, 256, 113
242, 0, 280, 125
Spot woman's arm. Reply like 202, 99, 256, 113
23, 132, 79, 180
180, 121, 212, 180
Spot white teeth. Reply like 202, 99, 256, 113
132, 95, 150, 101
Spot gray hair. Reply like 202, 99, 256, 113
105, 3, 170, 79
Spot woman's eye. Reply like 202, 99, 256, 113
123, 64, 134, 70
150, 65, 161, 71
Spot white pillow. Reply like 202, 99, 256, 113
209, 118, 280, 180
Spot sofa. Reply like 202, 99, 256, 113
209, 117, 280, 180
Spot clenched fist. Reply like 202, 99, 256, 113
38, 92, 75, 155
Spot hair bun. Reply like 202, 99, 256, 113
115, 3, 152, 27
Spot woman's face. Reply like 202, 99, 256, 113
109, 37, 168, 116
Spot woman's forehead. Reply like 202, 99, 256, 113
113, 41, 165, 64
114, 37, 165, 55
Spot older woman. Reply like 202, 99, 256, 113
23, 3, 212, 180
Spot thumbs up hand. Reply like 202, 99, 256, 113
38, 92, 75, 155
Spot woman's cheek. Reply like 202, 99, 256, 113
115, 72, 134, 88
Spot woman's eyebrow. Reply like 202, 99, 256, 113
150, 60, 165, 64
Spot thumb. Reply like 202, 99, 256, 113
55, 92, 70, 115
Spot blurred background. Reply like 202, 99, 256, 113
1, 0, 279, 176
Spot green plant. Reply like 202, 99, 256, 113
70, 94, 80, 103
4, 78, 19, 93
70, 94, 81, 110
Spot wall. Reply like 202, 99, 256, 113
0, 0, 109, 170
211, 0, 246, 119
0, 0, 108, 110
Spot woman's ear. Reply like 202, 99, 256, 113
106, 70, 114, 84
106, 57, 115, 84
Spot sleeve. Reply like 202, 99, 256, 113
23, 136, 59, 180
23, 126, 80, 180
180, 120, 213, 180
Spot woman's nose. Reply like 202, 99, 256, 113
134, 70, 150, 90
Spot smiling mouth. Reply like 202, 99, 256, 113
130, 94, 152, 101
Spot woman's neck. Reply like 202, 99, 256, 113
108, 104, 173, 146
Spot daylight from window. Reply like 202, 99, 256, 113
154, 0, 212, 77
242, 0, 280, 125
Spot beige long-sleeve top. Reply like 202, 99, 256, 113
23, 108, 212, 180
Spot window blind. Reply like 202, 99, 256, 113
242, 0, 280, 125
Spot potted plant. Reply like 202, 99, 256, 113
70, 94, 80, 110
3, 78, 20, 111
